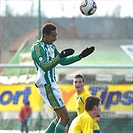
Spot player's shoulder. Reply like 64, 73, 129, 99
34, 40, 41, 46
83, 111, 92, 118
32, 40, 45, 52
73, 113, 83, 123
83, 89, 91, 97
76, 111, 92, 124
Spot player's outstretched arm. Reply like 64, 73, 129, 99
79, 46, 95, 59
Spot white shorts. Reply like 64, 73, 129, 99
37, 82, 65, 110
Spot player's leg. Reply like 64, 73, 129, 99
54, 107, 70, 133
21, 122, 24, 133
25, 121, 28, 133
45, 118, 58, 133
38, 82, 70, 133
37, 85, 58, 133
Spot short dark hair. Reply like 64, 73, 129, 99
42, 23, 56, 35
85, 96, 101, 111
74, 74, 85, 83
24, 101, 30, 105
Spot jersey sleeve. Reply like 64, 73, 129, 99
59, 55, 81, 65
93, 130, 100, 133
31, 41, 61, 72
68, 117, 82, 133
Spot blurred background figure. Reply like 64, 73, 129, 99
18, 101, 32, 133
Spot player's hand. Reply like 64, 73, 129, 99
59, 48, 75, 58
79, 46, 95, 59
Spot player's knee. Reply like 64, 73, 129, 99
55, 107, 70, 124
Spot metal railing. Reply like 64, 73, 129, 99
0, 64, 132, 69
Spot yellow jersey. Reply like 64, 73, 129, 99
74, 89, 91, 115
74, 89, 100, 131
68, 111, 100, 133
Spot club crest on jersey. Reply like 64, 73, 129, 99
39, 57, 43, 61
48, 47, 54, 58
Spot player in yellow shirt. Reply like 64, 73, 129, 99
73, 74, 91, 115
73, 74, 100, 132
68, 96, 101, 133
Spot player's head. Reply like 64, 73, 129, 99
42, 23, 58, 44
73, 74, 85, 94
85, 96, 101, 118
24, 101, 30, 107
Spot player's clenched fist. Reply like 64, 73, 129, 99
79, 46, 95, 59
59, 48, 75, 58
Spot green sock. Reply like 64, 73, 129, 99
45, 118, 58, 133
54, 122, 66, 133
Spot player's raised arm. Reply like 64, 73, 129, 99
58, 46, 95, 66
31, 42, 75, 72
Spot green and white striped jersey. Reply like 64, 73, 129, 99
31, 39, 81, 85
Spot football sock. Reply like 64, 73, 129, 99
54, 122, 66, 133
45, 118, 58, 133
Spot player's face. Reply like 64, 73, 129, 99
94, 103, 101, 117
25, 104, 30, 109
44, 30, 58, 44
73, 78, 85, 94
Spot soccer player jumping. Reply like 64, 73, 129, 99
31, 23, 95, 133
